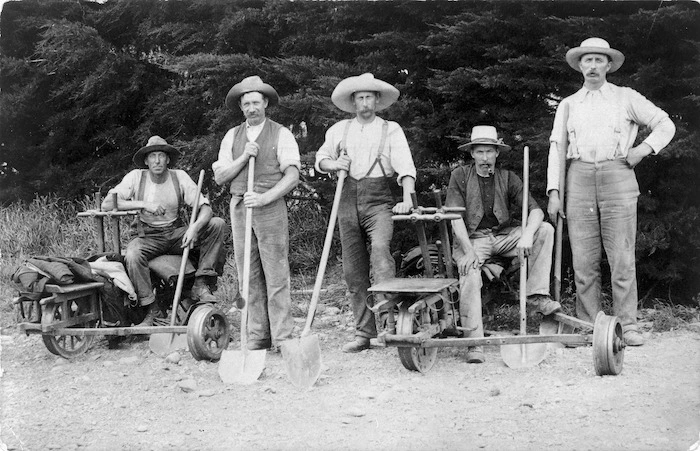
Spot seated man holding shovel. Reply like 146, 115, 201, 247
102, 136, 226, 326
445, 125, 560, 364
213, 76, 300, 352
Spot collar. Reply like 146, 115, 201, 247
573, 82, 616, 103
353, 116, 384, 128
246, 118, 267, 130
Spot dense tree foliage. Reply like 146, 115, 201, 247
1, 0, 698, 300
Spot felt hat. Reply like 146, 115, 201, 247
565, 37, 625, 73
132, 136, 179, 168
331, 73, 400, 113
225, 75, 279, 110
458, 126, 511, 152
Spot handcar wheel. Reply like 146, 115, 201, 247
592, 312, 625, 376
187, 305, 230, 361
41, 300, 96, 359
396, 302, 438, 373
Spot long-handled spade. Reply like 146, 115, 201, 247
218, 156, 266, 384
149, 170, 205, 356
501, 146, 548, 368
541, 102, 570, 338
281, 169, 347, 389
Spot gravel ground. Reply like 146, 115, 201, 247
1, 308, 699, 451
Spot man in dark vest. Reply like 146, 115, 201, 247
103, 136, 225, 326
445, 125, 559, 363
315, 73, 417, 353
213, 76, 300, 352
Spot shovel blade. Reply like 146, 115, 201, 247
539, 318, 565, 350
218, 348, 266, 385
501, 342, 548, 368
280, 335, 322, 390
149, 333, 188, 357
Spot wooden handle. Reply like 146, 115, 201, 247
554, 102, 570, 303
240, 157, 255, 348
520, 146, 529, 335
169, 169, 205, 327
302, 170, 346, 336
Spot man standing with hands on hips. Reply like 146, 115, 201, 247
547, 38, 675, 346
213, 76, 301, 352
315, 73, 417, 353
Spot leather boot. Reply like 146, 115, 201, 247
461, 316, 485, 363
136, 303, 159, 327
342, 337, 371, 353
191, 277, 218, 303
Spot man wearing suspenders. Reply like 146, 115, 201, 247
315, 73, 417, 353
213, 76, 300, 352
547, 38, 675, 346
103, 136, 225, 326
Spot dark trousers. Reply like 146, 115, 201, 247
125, 218, 225, 306
338, 177, 396, 339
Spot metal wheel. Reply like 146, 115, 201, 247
593, 312, 625, 376
187, 305, 230, 361
41, 300, 96, 358
396, 302, 438, 373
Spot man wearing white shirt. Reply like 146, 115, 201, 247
315, 73, 417, 352
213, 76, 300, 351
547, 38, 675, 346
103, 136, 225, 327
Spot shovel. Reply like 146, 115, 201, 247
281, 169, 346, 389
218, 156, 266, 384
150, 170, 205, 356
501, 146, 547, 368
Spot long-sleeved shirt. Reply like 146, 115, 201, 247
547, 82, 675, 194
315, 117, 416, 184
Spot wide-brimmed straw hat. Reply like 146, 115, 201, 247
458, 126, 511, 152
225, 75, 280, 110
331, 73, 400, 113
565, 37, 625, 73
132, 135, 179, 168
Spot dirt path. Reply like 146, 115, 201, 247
1, 315, 699, 451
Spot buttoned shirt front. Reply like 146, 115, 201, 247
315, 117, 416, 184
547, 82, 675, 194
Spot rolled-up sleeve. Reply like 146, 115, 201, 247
314, 122, 343, 174
277, 127, 301, 173
212, 128, 236, 185
388, 123, 417, 184
107, 169, 139, 201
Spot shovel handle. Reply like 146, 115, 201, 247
240, 156, 255, 348
519, 147, 529, 335
169, 169, 205, 327
553, 102, 569, 303
302, 169, 346, 336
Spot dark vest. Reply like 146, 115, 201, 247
452, 165, 512, 236
228, 119, 284, 195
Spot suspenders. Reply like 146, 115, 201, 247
339, 118, 390, 179
134, 169, 182, 237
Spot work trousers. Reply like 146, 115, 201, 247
231, 196, 293, 346
125, 218, 225, 306
338, 177, 396, 339
566, 159, 640, 330
455, 223, 554, 338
